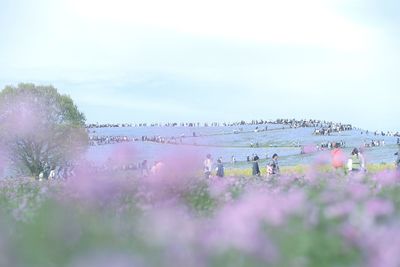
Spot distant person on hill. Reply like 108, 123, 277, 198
204, 154, 213, 179
252, 154, 260, 176
269, 153, 280, 175
216, 158, 224, 178
395, 149, 400, 171
231, 155, 236, 164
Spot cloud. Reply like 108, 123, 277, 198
66, 0, 375, 52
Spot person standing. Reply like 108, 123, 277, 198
141, 160, 149, 177
204, 154, 213, 179
216, 158, 224, 178
395, 149, 400, 172
358, 147, 366, 172
48, 166, 56, 180
331, 144, 345, 171
270, 153, 280, 175
347, 148, 362, 173
252, 154, 260, 176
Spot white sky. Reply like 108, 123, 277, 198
0, 0, 399, 130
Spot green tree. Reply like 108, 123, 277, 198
0, 83, 88, 177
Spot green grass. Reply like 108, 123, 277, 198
225, 163, 395, 177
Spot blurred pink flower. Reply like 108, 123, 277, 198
347, 182, 370, 201
362, 227, 400, 267
68, 251, 144, 267
208, 176, 230, 198
108, 143, 137, 166
364, 198, 394, 219
372, 170, 399, 187
303, 144, 318, 154
204, 190, 304, 262
314, 151, 331, 165
340, 223, 362, 245
65, 166, 128, 205
325, 200, 356, 219
138, 206, 197, 246
0, 149, 8, 176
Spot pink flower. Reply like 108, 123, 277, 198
208, 176, 230, 198
302, 144, 318, 154
325, 200, 356, 219
364, 198, 394, 218
68, 251, 144, 267
347, 183, 370, 201
362, 227, 400, 267
204, 190, 304, 260
340, 223, 362, 245
372, 170, 399, 187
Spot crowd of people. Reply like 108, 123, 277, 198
140, 135, 184, 144
318, 141, 346, 150
89, 135, 188, 146
331, 145, 400, 173
89, 135, 136, 146
75, 119, 400, 180
364, 130, 400, 137
37, 162, 77, 180
37, 159, 168, 180
313, 124, 353, 136
364, 139, 385, 148
36, 143, 400, 180
86, 118, 354, 129
204, 153, 281, 179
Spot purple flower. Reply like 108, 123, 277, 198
68, 251, 145, 267
372, 170, 399, 187
364, 198, 394, 219
325, 200, 356, 219
362, 226, 400, 267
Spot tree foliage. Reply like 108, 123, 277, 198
0, 83, 88, 177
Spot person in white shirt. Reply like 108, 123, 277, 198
203, 154, 213, 179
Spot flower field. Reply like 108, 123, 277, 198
1, 163, 400, 267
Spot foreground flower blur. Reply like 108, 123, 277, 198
1, 162, 400, 267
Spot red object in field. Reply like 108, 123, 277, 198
331, 148, 345, 168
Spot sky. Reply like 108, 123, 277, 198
0, 0, 399, 131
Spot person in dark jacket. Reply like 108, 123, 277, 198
252, 154, 260, 176
269, 154, 280, 175
395, 149, 400, 171
216, 158, 224, 177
